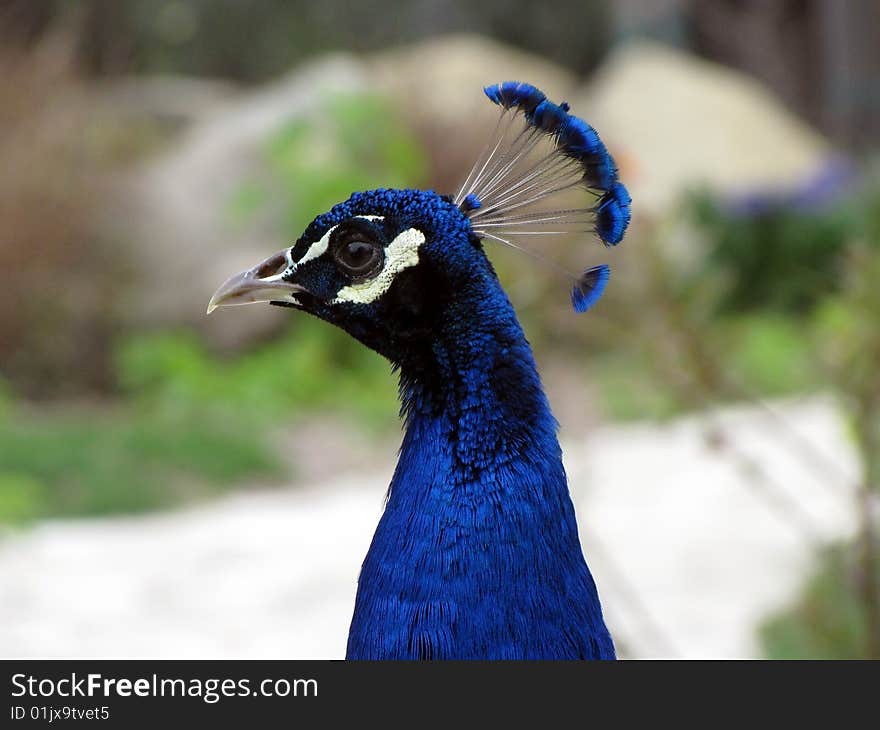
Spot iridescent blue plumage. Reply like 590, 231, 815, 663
596, 182, 632, 245
332, 190, 615, 659
483, 80, 546, 114
572, 264, 611, 313
530, 99, 570, 134
461, 192, 482, 212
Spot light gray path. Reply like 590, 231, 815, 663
0, 397, 856, 658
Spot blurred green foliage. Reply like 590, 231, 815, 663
725, 314, 819, 394
117, 323, 398, 431
688, 187, 865, 314
0, 320, 399, 524
263, 93, 428, 236
685, 180, 880, 660
591, 353, 686, 422
0, 91, 414, 525
593, 313, 822, 421
760, 545, 878, 659
0, 396, 283, 521
605, 180, 880, 424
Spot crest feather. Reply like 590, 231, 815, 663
455, 81, 631, 312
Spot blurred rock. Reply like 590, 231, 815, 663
98, 75, 238, 129
370, 33, 576, 193
574, 41, 832, 218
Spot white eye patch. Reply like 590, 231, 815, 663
333, 227, 426, 305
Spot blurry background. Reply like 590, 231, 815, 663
1, 0, 878, 659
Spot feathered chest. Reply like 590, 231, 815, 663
345, 324, 614, 660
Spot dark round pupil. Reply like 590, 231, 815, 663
343, 241, 374, 268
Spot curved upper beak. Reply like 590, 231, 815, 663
207, 249, 307, 314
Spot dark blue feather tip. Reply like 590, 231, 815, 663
484, 81, 546, 115
595, 182, 631, 245
484, 81, 620, 195
558, 116, 602, 158
461, 193, 482, 212
530, 100, 570, 134
582, 148, 617, 191
571, 264, 610, 313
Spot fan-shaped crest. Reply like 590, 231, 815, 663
456, 81, 631, 312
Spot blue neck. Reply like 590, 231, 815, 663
345, 278, 614, 659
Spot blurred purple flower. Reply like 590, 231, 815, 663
724, 156, 859, 218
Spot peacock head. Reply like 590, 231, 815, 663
207, 188, 491, 362
208, 81, 631, 365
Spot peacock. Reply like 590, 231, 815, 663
208, 81, 631, 659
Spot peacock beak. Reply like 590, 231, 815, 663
206, 249, 308, 314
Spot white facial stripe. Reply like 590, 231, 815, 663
333, 227, 425, 305
292, 226, 334, 272
286, 216, 385, 275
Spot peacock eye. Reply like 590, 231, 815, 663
333, 239, 383, 279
